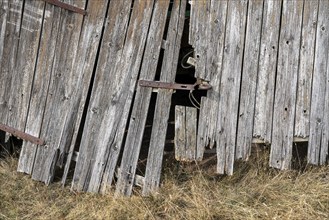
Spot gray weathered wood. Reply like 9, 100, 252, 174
253, 0, 282, 144
101, 1, 169, 195
61, 0, 109, 186
236, 0, 264, 161
17, 3, 62, 174
294, 0, 319, 138
196, 0, 228, 159
308, 0, 329, 165
216, 0, 248, 175
141, 0, 186, 196
30, 0, 86, 184
175, 106, 197, 161
270, 0, 303, 170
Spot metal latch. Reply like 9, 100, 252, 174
0, 123, 45, 145
139, 78, 212, 91
43, 0, 87, 15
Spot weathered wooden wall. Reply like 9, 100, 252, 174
0, 0, 328, 197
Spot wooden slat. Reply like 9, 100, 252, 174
236, 0, 264, 161
308, 0, 329, 165
216, 0, 248, 175
61, 0, 110, 186
174, 106, 197, 162
253, 0, 282, 144
141, 0, 186, 196
270, 0, 304, 170
30, 0, 86, 184
0, 0, 24, 129
103, 0, 169, 195
294, 0, 319, 138
17, 3, 62, 174
197, 0, 228, 158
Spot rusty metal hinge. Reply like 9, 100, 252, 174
139, 79, 212, 91
0, 123, 45, 145
43, 0, 87, 15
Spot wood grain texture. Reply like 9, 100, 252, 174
308, 0, 329, 165
31, 0, 86, 184
216, 0, 248, 175
106, 0, 169, 195
294, 0, 319, 138
236, 0, 264, 161
253, 0, 282, 144
61, 0, 109, 186
270, 0, 303, 170
18, 3, 62, 174
175, 106, 197, 161
142, 0, 186, 196
196, 0, 228, 158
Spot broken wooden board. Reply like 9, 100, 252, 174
308, 0, 329, 165
253, 0, 282, 144
174, 105, 197, 162
236, 0, 264, 161
141, 0, 187, 196
105, 0, 170, 195
294, 0, 319, 138
196, 0, 228, 158
270, 0, 303, 170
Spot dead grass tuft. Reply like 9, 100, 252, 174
1, 150, 329, 219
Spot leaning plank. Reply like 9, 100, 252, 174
0, 0, 24, 128
61, 0, 109, 185
175, 106, 197, 162
236, 0, 264, 161
31, 0, 86, 184
294, 0, 319, 138
7, 0, 45, 134
196, 0, 228, 157
103, 0, 169, 194
216, 0, 248, 175
253, 0, 282, 144
270, 0, 303, 170
141, 0, 186, 196
17, 3, 62, 174
308, 0, 329, 165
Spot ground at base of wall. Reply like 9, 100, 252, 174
1, 149, 328, 220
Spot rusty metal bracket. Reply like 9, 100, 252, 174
0, 123, 45, 145
43, 0, 87, 15
139, 79, 212, 91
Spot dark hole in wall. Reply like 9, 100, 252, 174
291, 141, 308, 170
0, 134, 22, 158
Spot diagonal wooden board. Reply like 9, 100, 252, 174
71, 0, 156, 193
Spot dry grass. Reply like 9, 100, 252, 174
1, 149, 329, 220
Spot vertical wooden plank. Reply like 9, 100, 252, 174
141, 0, 186, 196
216, 0, 248, 175
196, 0, 228, 158
294, 0, 319, 138
61, 0, 110, 185
236, 0, 264, 160
175, 106, 197, 161
17, 3, 62, 174
270, 0, 304, 170
308, 0, 329, 165
30, 0, 86, 184
0, 0, 23, 126
253, 0, 282, 144
98, 0, 169, 194
6, 0, 45, 132
72, 0, 155, 193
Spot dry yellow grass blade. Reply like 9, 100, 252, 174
1, 149, 329, 220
